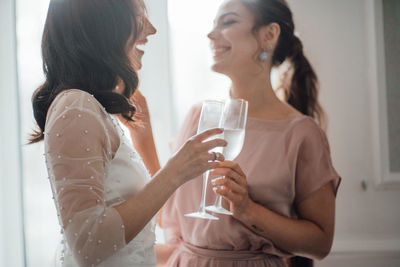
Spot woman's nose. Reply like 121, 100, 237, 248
145, 18, 157, 36
207, 28, 218, 40
148, 22, 156, 35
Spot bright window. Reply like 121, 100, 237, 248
168, 0, 228, 127
16, 0, 59, 265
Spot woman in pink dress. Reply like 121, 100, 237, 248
160, 0, 341, 266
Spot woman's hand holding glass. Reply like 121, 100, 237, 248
184, 100, 225, 220
206, 98, 248, 215
210, 161, 252, 220
165, 128, 226, 186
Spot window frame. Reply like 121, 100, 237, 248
367, 0, 400, 189
0, 0, 26, 266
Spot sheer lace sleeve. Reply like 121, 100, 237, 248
44, 90, 126, 266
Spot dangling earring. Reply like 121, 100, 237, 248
259, 48, 269, 62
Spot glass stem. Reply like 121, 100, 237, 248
215, 195, 223, 208
198, 171, 210, 212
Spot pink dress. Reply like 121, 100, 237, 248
162, 105, 341, 267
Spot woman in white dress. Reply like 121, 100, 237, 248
30, 0, 227, 266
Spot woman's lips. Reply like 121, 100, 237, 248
135, 47, 144, 55
135, 39, 148, 55
211, 46, 231, 59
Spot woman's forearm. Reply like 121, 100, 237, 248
114, 166, 180, 244
240, 202, 332, 259
211, 163, 335, 259
115, 127, 227, 245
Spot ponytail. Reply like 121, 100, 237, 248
241, 0, 326, 128
286, 36, 325, 127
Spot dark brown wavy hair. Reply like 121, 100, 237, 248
241, 0, 325, 128
30, 0, 144, 143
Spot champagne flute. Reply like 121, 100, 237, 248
205, 98, 248, 215
184, 100, 224, 220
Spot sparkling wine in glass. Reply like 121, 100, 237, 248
205, 98, 248, 215
184, 100, 224, 220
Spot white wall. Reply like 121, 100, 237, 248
137, 0, 172, 243
0, 0, 25, 266
139, 0, 175, 166
286, 0, 400, 266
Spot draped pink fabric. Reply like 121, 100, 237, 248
161, 104, 341, 267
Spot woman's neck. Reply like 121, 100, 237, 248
229, 72, 281, 116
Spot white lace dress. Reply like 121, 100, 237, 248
44, 89, 156, 267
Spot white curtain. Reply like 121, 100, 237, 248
0, 0, 25, 266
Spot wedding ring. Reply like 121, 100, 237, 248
214, 152, 220, 161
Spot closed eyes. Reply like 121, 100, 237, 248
213, 12, 240, 28
222, 20, 237, 26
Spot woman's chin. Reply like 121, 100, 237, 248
211, 63, 228, 75
132, 61, 142, 71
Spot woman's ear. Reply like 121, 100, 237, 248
258, 22, 281, 50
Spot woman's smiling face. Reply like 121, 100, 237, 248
208, 0, 261, 76
127, 0, 157, 71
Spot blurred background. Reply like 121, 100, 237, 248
1, 0, 399, 266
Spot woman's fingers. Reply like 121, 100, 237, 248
211, 177, 246, 195
207, 161, 223, 170
209, 168, 243, 184
210, 163, 247, 187
207, 152, 225, 162
194, 128, 224, 142
131, 90, 147, 106
202, 138, 227, 152
213, 186, 242, 203
218, 161, 246, 176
